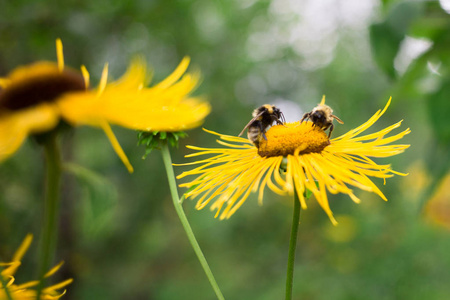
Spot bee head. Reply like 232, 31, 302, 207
270, 106, 286, 124
311, 110, 326, 125
272, 106, 280, 116
253, 104, 285, 124
273, 106, 285, 122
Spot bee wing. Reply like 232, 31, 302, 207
238, 110, 266, 137
332, 114, 344, 124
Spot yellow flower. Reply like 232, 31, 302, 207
0, 39, 210, 172
177, 97, 410, 224
424, 172, 450, 230
0, 234, 72, 300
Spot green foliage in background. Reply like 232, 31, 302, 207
370, 0, 450, 210
1, 0, 449, 299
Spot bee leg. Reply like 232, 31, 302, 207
259, 122, 268, 140
300, 113, 310, 123
328, 124, 334, 138
262, 131, 268, 140
276, 119, 287, 127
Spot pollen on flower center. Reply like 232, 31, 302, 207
258, 121, 330, 157
0, 62, 85, 111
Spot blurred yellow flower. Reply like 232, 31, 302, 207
0, 39, 210, 172
177, 98, 410, 224
0, 234, 72, 300
323, 215, 358, 242
425, 172, 450, 230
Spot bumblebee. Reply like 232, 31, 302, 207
300, 103, 344, 138
239, 104, 285, 147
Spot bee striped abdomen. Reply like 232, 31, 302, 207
247, 125, 263, 147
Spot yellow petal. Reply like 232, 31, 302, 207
57, 59, 210, 132
56, 38, 64, 72
44, 261, 64, 278
99, 121, 134, 173
176, 97, 409, 224
0, 104, 59, 162
12, 234, 33, 262
154, 56, 190, 89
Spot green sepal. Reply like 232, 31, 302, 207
303, 181, 319, 199
304, 188, 313, 200
137, 130, 188, 159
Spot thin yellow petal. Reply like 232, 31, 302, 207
56, 38, 64, 72
42, 278, 73, 293
320, 95, 326, 105
80, 65, 90, 89
97, 63, 109, 96
12, 234, 33, 262
0, 262, 20, 277
155, 56, 190, 89
99, 121, 134, 173
45, 261, 64, 278
14, 280, 40, 289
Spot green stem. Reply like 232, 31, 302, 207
285, 191, 301, 300
36, 132, 62, 299
161, 143, 224, 300
0, 264, 13, 300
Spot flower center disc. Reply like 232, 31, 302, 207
0, 62, 85, 111
258, 121, 330, 157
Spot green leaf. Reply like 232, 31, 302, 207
385, 2, 423, 35
410, 2, 450, 40
369, 22, 403, 79
369, 1, 425, 79
427, 79, 450, 145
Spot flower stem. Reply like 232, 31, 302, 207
161, 143, 224, 300
285, 191, 301, 300
36, 132, 62, 299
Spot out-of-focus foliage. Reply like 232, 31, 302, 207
1, 0, 449, 299
370, 0, 450, 210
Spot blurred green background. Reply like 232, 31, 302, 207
1, 0, 450, 299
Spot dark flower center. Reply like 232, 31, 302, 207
0, 69, 85, 111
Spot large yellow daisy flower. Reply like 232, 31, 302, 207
0, 39, 210, 172
0, 234, 72, 300
177, 97, 410, 224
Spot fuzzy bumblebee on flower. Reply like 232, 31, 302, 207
178, 96, 410, 224
176, 96, 410, 299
